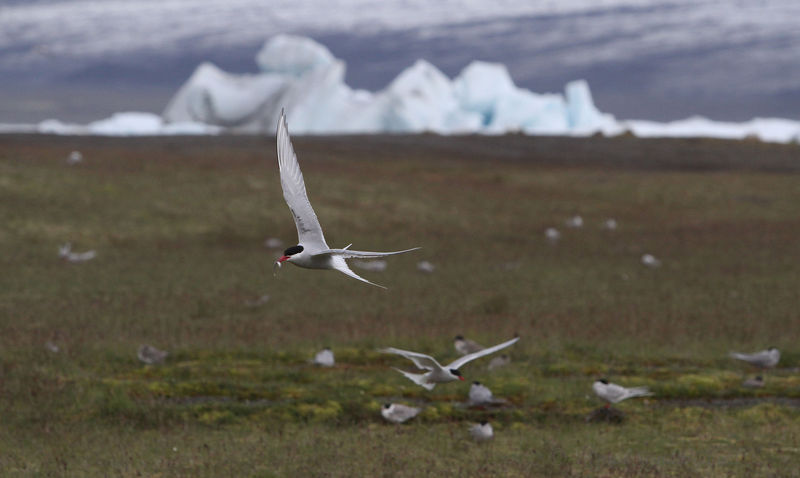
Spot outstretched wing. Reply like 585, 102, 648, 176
317, 247, 421, 259
379, 347, 442, 371
331, 255, 386, 288
448, 337, 520, 370
276, 109, 328, 252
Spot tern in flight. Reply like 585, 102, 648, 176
380, 337, 520, 390
273, 110, 419, 288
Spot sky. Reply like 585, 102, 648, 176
1, 0, 799, 123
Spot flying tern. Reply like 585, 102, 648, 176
730, 347, 780, 369
592, 379, 652, 407
381, 403, 421, 424
272, 110, 419, 288
380, 337, 520, 390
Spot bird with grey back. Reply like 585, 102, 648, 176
381, 403, 421, 424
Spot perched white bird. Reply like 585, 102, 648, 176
730, 348, 780, 369
44, 341, 59, 353
416, 261, 435, 273
544, 227, 561, 243
381, 403, 421, 424
487, 354, 511, 371
641, 254, 661, 268
313, 347, 335, 367
67, 150, 83, 165
58, 243, 97, 263
454, 335, 484, 355
565, 215, 583, 228
272, 110, 419, 288
742, 376, 765, 388
469, 421, 493, 441
592, 379, 653, 407
380, 337, 520, 390
138, 344, 168, 365
603, 218, 618, 230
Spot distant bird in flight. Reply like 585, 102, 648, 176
730, 347, 780, 369
272, 109, 419, 288
380, 337, 520, 390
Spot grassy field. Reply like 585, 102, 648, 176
1, 133, 800, 476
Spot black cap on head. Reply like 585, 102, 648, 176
599, 378, 609, 384
450, 368, 462, 376
455, 335, 464, 340
472, 381, 481, 385
480, 420, 488, 426
383, 403, 391, 409
283, 245, 304, 256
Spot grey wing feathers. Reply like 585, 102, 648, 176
449, 337, 520, 370
331, 255, 387, 288
379, 347, 440, 371
318, 247, 421, 259
277, 110, 328, 250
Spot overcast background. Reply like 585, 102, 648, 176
1, 0, 799, 123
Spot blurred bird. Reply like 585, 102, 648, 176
313, 347, 335, 367
592, 379, 653, 408
272, 110, 419, 288
742, 376, 765, 388
138, 344, 168, 365
380, 337, 519, 390
469, 421, 493, 441
487, 354, 510, 371
454, 335, 484, 355
244, 294, 271, 307
67, 150, 83, 165
263, 237, 284, 249
641, 254, 661, 268
603, 218, 618, 230
730, 347, 780, 369
44, 341, 60, 353
545, 227, 561, 243
354, 260, 388, 272
416, 261, 435, 273
381, 403, 421, 424
565, 215, 583, 228
58, 243, 96, 263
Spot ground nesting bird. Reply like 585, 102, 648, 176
313, 347, 335, 367
416, 261, 435, 273
469, 421, 493, 441
58, 243, 96, 263
641, 254, 661, 268
67, 150, 83, 165
545, 227, 561, 243
592, 379, 653, 408
742, 376, 765, 388
730, 347, 780, 369
381, 403, 421, 424
565, 215, 583, 228
454, 335, 484, 355
487, 354, 510, 371
603, 218, 618, 230
138, 344, 168, 365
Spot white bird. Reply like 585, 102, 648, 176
592, 379, 653, 407
469, 421, 493, 441
273, 110, 419, 288
58, 243, 97, 263
138, 344, 168, 365
67, 150, 83, 165
44, 341, 60, 353
565, 215, 583, 228
544, 227, 561, 243
380, 337, 520, 390
244, 294, 271, 307
381, 403, 421, 424
603, 218, 618, 230
454, 335, 484, 355
313, 347, 335, 367
641, 253, 661, 268
416, 260, 435, 273
730, 347, 780, 369
742, 376, 765, 388
487, 354, 510, 371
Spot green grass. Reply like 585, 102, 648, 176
1, 134, 800, 476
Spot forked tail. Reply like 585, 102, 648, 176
393, 368, 436, 390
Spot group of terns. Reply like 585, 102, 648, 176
268, 109, 784, 437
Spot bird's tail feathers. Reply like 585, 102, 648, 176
393, 368, 436, 390
627, 386, 653, 399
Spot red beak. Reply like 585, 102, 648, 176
458, 376, 465, 381
278, 255, 289, 263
